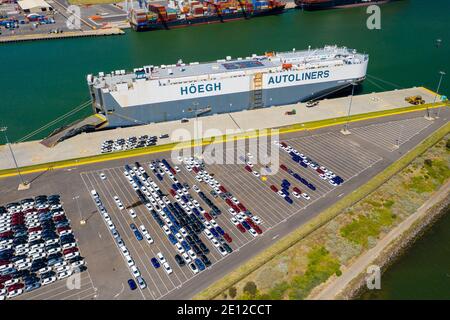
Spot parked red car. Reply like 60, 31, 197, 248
28, 226, 42, 233
270, 185, 278, 192
0, 275, 12, 284
57, 226, 71, 234
245, 217, 254, 225
231, 204, 239, 212
169, 189, 177, 197
236, 224, 246, 233
293, 187, 302, 194
280, 164, 288, 171
204, 212, 212, 221
0, 231, 13, 238
253, 225, 263, 234
223, 233, 232, 243
63, 247, 78, 255
237, 203, 246, 212
8, 283, 24, 291
192, 167, 199, 173
218, 186, 227, 193
170, 167, 177, 175
53, 214, 66, 222
280, 142, 287, 148
244, 165, 252, 172
11, 219, 24, 226
225, 199, 233, 206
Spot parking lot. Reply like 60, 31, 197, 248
0, 194, 89, 300
76, 117, 422, 300
350, 117, 434, 151
0, 110, 447, 300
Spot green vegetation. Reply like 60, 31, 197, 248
340, 205, 396, 247
242, 281, 257, 296
195, 122, 450, 300
228, 287, 237, 299
236, 247, 340, 300
287, 247, 340, 300
340, 139, 449, 248
405, 158, 450, 194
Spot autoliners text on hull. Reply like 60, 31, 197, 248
87, 45, 368, 128
179, 70, 331, 96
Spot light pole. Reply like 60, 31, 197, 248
341, 82, 356, 135
0, 126, 29, 190
192, 102, 202, 157
394, 125, 404, 149
192, 102, 199, 140
434, 71, 446, 118
73, 195, 85, 225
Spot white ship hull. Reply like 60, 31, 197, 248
88, 46, 369, 127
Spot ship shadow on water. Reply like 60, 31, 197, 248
322, 83, 364, 100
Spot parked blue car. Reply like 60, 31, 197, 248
134, 230, 143, 241
241, 221, 251, 230
25, 282, 41, 292
181, 240, 191, 251
127, 279, 137, 290
210, 228, 220, 238
194, 258, 206, 271
151, 257, 160, 269
215, 226, 225, 236
168, 234, 177, 245
307, 183, 316, 191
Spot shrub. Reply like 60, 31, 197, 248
243, 281, 257, 297
228, 287, 237, 299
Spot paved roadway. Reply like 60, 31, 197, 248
0, 108, 448, 300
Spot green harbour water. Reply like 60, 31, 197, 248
0, 0, 448, 142
359, 206, 450, 300
0, 0, 449, 299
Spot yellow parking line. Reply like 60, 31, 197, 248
0, 102, 447, 179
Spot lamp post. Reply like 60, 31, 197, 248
192, 102, 205, 160
394, 125, 404, 149
0, 127, 29, 190
192, 102, 199, 141
341, 82, 356, 135
73, 195, 85, 225
434, 71, 446, 118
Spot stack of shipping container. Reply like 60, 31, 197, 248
129, 0, 286, 31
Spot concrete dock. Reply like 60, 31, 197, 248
0, 87, 443, 171
0, 28, 124, 44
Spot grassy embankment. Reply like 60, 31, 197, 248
195, 123, 450, 300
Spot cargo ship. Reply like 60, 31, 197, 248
295, 0, 393, 10
87, 45, 368, 128
129, 0, 286, 31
